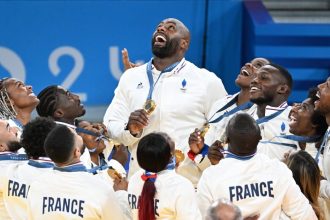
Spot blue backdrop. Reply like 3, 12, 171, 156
0, 0, 244, 106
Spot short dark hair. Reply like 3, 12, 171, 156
137, 132, 172, 173
268, 63, 293, 90
21, 117, 56, 159
36, 85, 58, 117
44, 125, 75, 163
226, 113, 261, 154
308, 87, 328, 136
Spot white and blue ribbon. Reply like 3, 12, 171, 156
315, 129, 329, 163
146, 58, 181, 101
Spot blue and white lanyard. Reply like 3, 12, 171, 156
256, 108, 286, 125
277, 134, 321, 143
315, 130, 329, 163
209, 99, 253, 124
146, 59, 181, 100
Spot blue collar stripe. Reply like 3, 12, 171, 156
54, 164, 87, 172
278, 135, 321, 143
256, 108, 286, 124
0, 154, 28, 161
209, 101, 253, 124
259, 140, 297, 149
28, 160, 54, 168
224, 151, 256, 161
146, 59, 180, 100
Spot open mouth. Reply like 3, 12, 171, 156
154, 33, 167, 46
240, 69, 250, 77
289, 115, 297, 123
28, 92, 36, 97
250, 86, 260, 92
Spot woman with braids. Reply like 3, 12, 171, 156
283, 150, 324, 220
127, 132, 201, 220
0, 78, 39, 138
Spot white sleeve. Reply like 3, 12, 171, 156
201, 69, 227, 120
108, 159, 127, 178
102, 189, 126, 220
196, 170, 214, 219
320, 180, 330, 200
176, 181, 202, 220
103, 70, 141, 147
281, 173, 318, 220
115, 190, 132, 220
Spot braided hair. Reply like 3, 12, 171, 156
36, 85, 58, 117
0, 77, 17, 119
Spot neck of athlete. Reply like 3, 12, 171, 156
237, 88, 250, 106
256, 97, 287, 118
153, 54, 183, 72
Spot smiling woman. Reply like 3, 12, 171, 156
0, 77, 39, 129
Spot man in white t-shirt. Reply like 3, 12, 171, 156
27, 125, 125, 220
0, 119, 27, 220
197, 113, 317, 219
0, 117, 56, 220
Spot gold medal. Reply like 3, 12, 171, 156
199, 123, 210, 137
174, 149, 185, 164
107, 168, 122, 180
144, 99, 156, 115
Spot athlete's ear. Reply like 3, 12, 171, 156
180, 39, 189, 50
277, 84, 290, 95
53, 109, 64, 119
73, 147, 81, 159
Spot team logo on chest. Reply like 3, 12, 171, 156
180, 79, 187, 92
280, 122, 286, 135
136, 82, 143, 89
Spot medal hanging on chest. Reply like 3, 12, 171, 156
143, 99, 157, 115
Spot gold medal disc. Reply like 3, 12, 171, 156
174, 149, 185, 164
144, 99, 156, 115
199, 123, 210, 138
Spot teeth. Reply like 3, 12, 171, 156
290, 115, 297, 122
250, 87, 260, 91
156, 35, 166, 42
242, 69, 250, 76
316, 92, 320, 99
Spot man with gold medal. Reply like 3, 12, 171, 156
103, 18, 227, 181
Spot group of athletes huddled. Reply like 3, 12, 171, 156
0, 18, 329, 220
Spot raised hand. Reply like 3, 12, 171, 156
188, 128, 204, 154
127, 109, 149, 135
208, 140, 225, 165
122, 48, 140, 71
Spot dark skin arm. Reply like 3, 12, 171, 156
207, 140, 225, 165
127, 109, 149, 135
188, 128, 204, 154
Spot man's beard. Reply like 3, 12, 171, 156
250, 97, 274, 105
7, 141, 23, 152
152, 37, 180, 59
